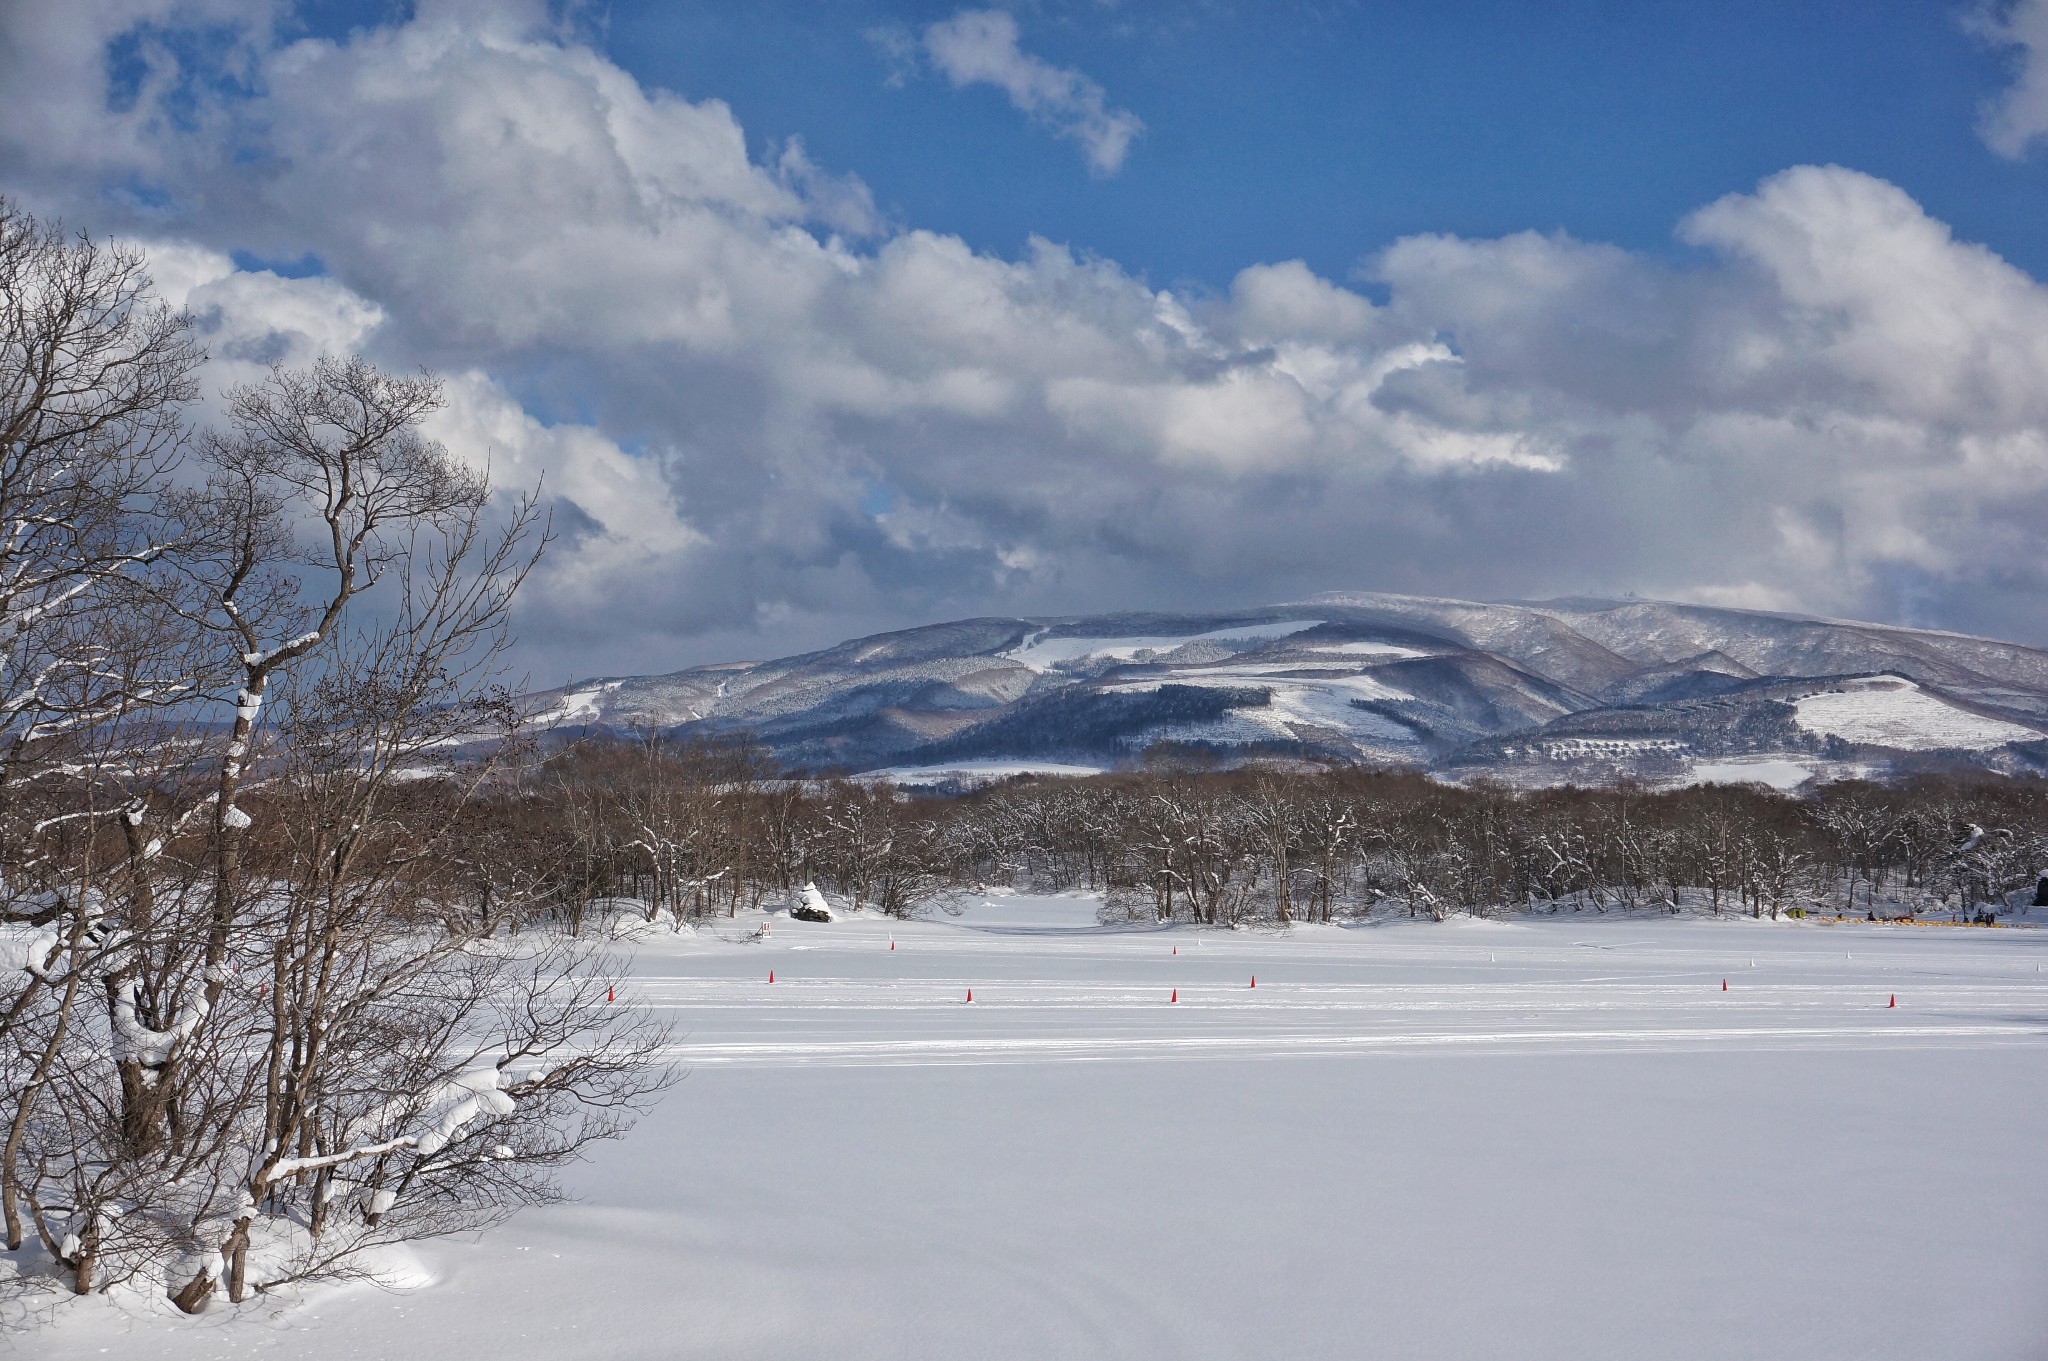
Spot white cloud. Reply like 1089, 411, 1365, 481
6, 4, 2048, 673
1680, 165, 2048, 426
124, 240, 386, 419
1972, 0, 2048, 158
914, 9, 1143, 177
424, 374, 706, 624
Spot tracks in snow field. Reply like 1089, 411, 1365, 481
625, 975, 2048, 1067
652, 1024, 2043, 1068
616, 910, 2048, 1069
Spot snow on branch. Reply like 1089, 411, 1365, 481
298, 1068, 518, 1191
110, 974, 214, 1072
241, 632, 325, 671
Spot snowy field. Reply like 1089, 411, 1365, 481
1793, 677, 2043, 750
32, 894, 2048, 1360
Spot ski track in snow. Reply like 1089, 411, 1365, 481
620, 905, 2048, 1075
653, 1024, 2042, 1068
631, 961, 2047, 1066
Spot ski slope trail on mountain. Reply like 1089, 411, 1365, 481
36, 895, 2048, 1361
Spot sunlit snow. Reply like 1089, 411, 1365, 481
532, 682, 621, 726
35, 894, 2048, 1361
1304, 640, 1426, 657
1002, 621, 1325, 671
1687, 758, 1816, 790
1792, 677, 2042, 750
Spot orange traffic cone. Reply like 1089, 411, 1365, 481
890, 939, 896, 951
769, 970, 775, 984
1889, 994, 1896, 1008
607, 985, 614, 1003
1171, 989, 1178, 1003
1172, 945, 1177, 955
1250, 975, 1257, 988
966, 989, 974, 1003
1721, 979, 1727, 991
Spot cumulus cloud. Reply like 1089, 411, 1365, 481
887, 8, 1143, 176
136, 242, 378, 362
1972, 0, 2048, 157
4, 2, 2048, 676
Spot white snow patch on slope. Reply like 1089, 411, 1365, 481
1261, 678, 1412, 735
1307, 640, 1426, 658
1175, 660, 1391, 673
861, 760, 1106, 787
1106, 670, 1416, 745
1004, 621, 1323, 671
534, 682, 622, 726
1792, 678, 2041, 751
1688, 758, 1816, 791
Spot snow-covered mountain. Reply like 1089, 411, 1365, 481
525, 594, 2048, 788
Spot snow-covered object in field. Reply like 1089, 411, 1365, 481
1792, 677, 2042, 750
790, 883, 834, 922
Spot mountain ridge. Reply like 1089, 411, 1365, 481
526, 594, 2048, 787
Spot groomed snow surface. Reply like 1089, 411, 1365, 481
1793, 677, 2042, 751
30, 895, 2048, 1360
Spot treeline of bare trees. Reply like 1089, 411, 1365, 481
490, 748, 2048, 932
0, 200, 668, 1315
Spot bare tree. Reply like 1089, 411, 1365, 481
0, 200, 210, 1262
0, 345, 672, 1316
0, 198, 203, 779
177, 358, 488, 986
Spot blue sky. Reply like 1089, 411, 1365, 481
6, 1, 2048, 676
302, 0, 2042, 286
